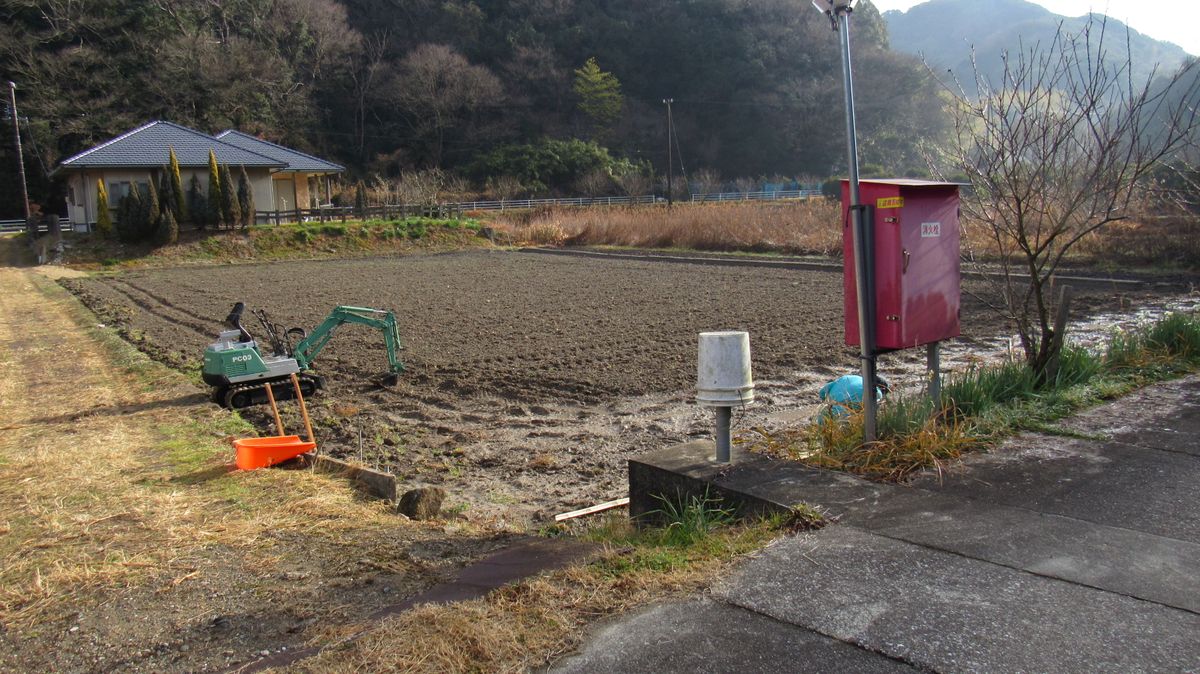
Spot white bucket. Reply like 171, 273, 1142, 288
696, 331, 754, 407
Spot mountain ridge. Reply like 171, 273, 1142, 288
881, 0, 1190, 89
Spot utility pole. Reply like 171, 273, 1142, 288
663, 98, 674, 209
814, 0, 877, 442
8, 81, 30, 221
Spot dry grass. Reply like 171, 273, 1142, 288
284, 514, 779, 673
746, 405, 976, 482
0, 267, 477, 634
490, 197, 1198, 269
493, 200, 842, 255
959, 209, 1200, 269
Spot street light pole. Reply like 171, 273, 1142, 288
814, 0, 877, 442
8, 81, 30, 222
663, 98, 674, 209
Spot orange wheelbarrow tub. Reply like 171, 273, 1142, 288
235, 435, 317, 470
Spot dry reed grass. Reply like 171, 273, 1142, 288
491, 197, 1197, 269
494, 200, 842, 255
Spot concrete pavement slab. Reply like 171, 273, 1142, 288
842, 488, 1200, 613
719, 527, 1200, 673
1057, 375, 1200, 456
908, 435, 1200, 543
549, 598, 915, 674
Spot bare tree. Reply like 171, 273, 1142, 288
936, 18, 1200, 378
615, 171, 653, 198
486, 175, 524, 201
575, 169, 613, 202
733, 176, 758, 195
692, 168, 723, 196
395, 169, 446, 206
388, 44, 503, 168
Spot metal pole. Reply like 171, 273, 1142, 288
663, 98, 674, 209
8, 81, 31, 222
715, 406, 732, 463
927, 341, 941, 403
836, 9, 877, 443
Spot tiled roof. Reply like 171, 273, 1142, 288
215, 130, 344, 173
57, 121, 286, 171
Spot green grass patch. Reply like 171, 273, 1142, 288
754, 311, 1200, 481
580, 490, 804, 577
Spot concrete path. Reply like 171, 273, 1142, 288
553, 376, 1200, 673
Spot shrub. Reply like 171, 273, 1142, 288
95, 180, 113, 238
155, 206, 179, 246
220, 164, 241, 228
168, 147, 187, 223
207, 150, 223, 228
236, 166, 254, 229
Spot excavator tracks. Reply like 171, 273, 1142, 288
215, 373, 324, 409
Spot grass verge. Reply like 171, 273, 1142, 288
288, 494, 817, 673
750, 311, 1200, 481
0, 270, 477, 635
59, 216, 488, 270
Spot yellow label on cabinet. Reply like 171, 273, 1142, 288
876, 197, 904, 209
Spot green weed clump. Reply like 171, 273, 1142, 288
757, 312, 1200, 481
1106, 311, 1200, 376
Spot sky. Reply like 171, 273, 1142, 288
869, 0, 1200, 56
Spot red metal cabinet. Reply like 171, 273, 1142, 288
842, 179, 962, 351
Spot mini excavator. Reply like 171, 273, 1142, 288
202, 302, 404, 409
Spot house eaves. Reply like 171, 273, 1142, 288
214, 130, 345, 174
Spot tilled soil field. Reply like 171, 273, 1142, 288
64, 250, 1172, 522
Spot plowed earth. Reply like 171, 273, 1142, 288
63, 250, 1165, 522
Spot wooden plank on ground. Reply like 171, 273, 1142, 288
555, 497, 630, 522
295, 453, 397, 502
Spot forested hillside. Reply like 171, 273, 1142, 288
1, 0, 952, 213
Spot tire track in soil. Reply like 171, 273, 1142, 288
105, 279, 217, 339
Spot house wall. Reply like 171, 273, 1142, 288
271, 173, 314, 211
67, 167, 275, 226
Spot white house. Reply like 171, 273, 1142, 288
54, 121, 344, 228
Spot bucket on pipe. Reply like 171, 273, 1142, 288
696, 331, 754, 407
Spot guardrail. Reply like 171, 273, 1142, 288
690, 189, 823, 202
454, 194, 658, 211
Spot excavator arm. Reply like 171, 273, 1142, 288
292, 306, 405, 379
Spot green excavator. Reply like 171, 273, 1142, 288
202, 302, 404, 409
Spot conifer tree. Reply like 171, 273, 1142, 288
144, 178, 161, 240
117, 186, 143, 243
168, 147, 187, 223
95, 180, 113, 238
157, 168, 174, 221
237, 166, 255, 229
207, 149, 223, 228
573, 57, 624, 138
188, 175, 207, 229
354, 181, 366, 217
220, 164, 241, 227
155, 204, 179, 245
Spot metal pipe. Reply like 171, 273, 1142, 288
927, 341, 942, 403
836, 10, 877, 443
715, 406, 732, 463
8, 81, 30, 222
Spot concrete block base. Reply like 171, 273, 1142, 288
629, 441, 795, 525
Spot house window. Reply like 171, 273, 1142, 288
109, 181, 131, 202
